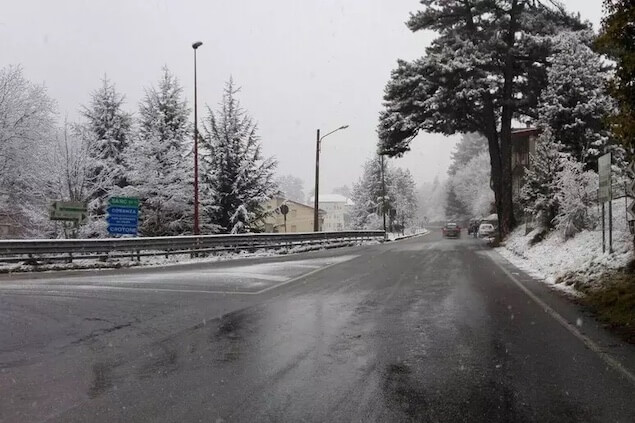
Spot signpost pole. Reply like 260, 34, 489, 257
598, 153, 612, 254
602, 202, 606, 254
609, 196, 613, 253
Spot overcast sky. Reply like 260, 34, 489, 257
3, 0, 604, 195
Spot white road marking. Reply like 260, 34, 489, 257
489, 251, 635, 387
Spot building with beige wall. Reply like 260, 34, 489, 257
258, 197, 324, 233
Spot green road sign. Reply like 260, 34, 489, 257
108, 197, 140, 208
49, 201, 87, 222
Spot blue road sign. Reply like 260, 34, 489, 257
107, 206, 139, 216
108, 225, 137, 235
107, 200, 139, 236
107, 215, 138, 225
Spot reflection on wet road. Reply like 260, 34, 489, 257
1, 233, 634, 422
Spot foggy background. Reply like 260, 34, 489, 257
2, 0, 602, 194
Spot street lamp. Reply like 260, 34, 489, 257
313, 125, 349, 231
192, 41, 203, 235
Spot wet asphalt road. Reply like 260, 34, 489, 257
1, 232, 634, 422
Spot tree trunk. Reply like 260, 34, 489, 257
483, 97, 503, 228
497, 0, 519, 238
484, 130, 502, 224
499, 112, 516, 237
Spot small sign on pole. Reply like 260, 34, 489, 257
598, 153, 613, 253
49, 201, 87, 222
598, 153, 612, 203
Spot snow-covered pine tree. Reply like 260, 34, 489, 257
389, 168, 418, 228
538, 31, 617, 168
81, 77, 132, 236
520, 129, 562, 230
350, 156, 388, 230
447, 133, 488, 176
125, 67, 192, 236
445, 187, 468, 222
200, 79, 278, 233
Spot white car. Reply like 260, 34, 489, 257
478, 223, 495, 238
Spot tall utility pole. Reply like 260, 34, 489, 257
192, 41, 203, 235
313, 125, 349, 232
380, 154, 387, 235
314, 129, 321, 232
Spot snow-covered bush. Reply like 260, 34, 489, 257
553, 155, 599, 239
521, 129, 562, 230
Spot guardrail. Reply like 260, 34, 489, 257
0, 231, 385, 264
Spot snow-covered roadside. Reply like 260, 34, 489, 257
497, 205, 633, 295
386, 228, 429, 241
0, 240, 370, 274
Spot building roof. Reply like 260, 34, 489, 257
267, 196, 326, 214
511, 127, 539, 137
308, 194, 354, 205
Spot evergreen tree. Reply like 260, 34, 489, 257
538, 31, 616, 168
81, 77, 132, 235
126, 67, 192, 236
350, 156, 389, 229
445, 186, 468, 222
377, 0, 587, 236
596, 0, 635, 153
390, 168, 418, 227
520, 129, 562, 229
200, 79, 278, 233
447, 133, 488, 176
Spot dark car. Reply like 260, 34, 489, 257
442, 222, 461, 238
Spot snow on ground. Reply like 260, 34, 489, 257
386, 228, 429, 241
0, 237, 394, 274
498, 199, 633, 294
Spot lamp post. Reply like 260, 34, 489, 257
313, 125, 349, 231
192, 41, 203, 235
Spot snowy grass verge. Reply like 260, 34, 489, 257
0, 240, 370, 274
498, 226, 632, 293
